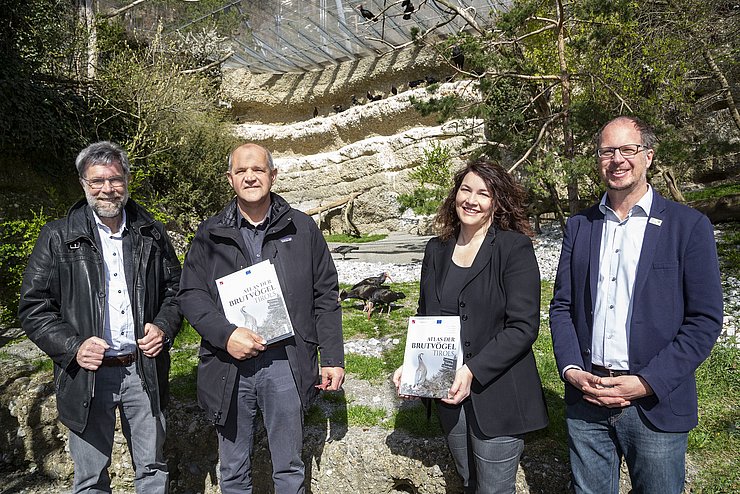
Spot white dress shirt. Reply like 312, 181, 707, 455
591, 186, 653, 371
93, 210, 137, 356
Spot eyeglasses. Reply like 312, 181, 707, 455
81, 176, 127, 190
596, 144, 648, 158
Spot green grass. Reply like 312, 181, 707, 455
684, 184, 740, 202
343, 404, 387, 427
324, 233, 387, 243
345, 354, 387, 382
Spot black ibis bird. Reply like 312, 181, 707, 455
425, 75, 439, 85
366, 90, 382, 102
313, 106, 319, 118
351, 94, 360, 106
332, 104, 345, 113
366, 287, 406, 318
358, 4, 377, 21
408, 78, 424, 88
402, 0, 415, 20
391, 85, 398, 95
331, 244, 359, 260
351, 271, 392, 290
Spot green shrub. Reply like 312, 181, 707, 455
0, 209, 51, 325
397, 143, 454, 215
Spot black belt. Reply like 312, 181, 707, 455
101, 353, 137, 367
591, 364, 629, 377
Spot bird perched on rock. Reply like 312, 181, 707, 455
313, 106, 319, 118
366, 90, 382, 102
425, 75, 439, 85
357, 4, 377, 21
366, 287, 406, 318
351, 94, 360, 106
332, 104, 345, 113
351, 271, 392, 290
402, 0, 415, 20
331, 244, 359, 260
391, 85, 398, 95
414, 353, 427, 387
408, 78, 424, 88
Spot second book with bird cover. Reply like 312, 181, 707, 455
399, 316, 462, 398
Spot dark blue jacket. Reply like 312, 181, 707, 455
178, 193, 343, 426
549, 189, 723, 432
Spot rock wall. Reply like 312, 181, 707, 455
224, 46, 484, 235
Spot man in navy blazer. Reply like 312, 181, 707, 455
550, 116, 723, 494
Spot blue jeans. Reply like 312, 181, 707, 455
68, 363, 168, 493
566, 400, 688, 494
216, 346, 304, 494
442, 404, 524, 494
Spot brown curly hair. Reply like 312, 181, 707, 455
434, 158, 532, 241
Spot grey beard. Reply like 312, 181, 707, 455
86, 190, 129, 218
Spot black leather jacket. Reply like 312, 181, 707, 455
179, 194, 344, 426
18, 199, 182, 433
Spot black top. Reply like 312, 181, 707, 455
440, 262, 469, 316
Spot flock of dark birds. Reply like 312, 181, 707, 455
358, 1, 416, 22
311, 3, 466, 120
339, 271, 406, 320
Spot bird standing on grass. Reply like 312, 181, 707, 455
366, 287, 405, 319
351, 271, 392, 290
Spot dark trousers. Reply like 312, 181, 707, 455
216, 346, 305, 494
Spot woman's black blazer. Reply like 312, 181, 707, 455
418, 226, 549, 437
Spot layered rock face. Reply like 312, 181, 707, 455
224, 46, 483, 234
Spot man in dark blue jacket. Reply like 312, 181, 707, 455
550, 116, 723, 493
19, 141, 182, 493
179, 143, 344, 493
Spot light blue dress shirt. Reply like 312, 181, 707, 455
591, 186, 653, 371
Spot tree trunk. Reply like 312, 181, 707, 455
555, 0, 579, 216
655, 165, 686, 202
702, 47, 740, 133
79, 0, 97, 81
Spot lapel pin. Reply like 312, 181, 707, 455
649, 217, 662, 226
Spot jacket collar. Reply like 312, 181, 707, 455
211, 192, 293, 236
433, 224, 497, 300
64, 198, 157, 244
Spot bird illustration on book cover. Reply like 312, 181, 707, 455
399, 316, 461, 398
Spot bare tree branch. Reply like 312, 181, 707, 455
180, 51, 234, 74
432, 0, 485, 34
99, 0, 149, 19
508, 112, 566, 173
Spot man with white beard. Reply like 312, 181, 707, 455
19, 141, 182, 493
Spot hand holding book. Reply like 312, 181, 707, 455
226, 326, 267, 360
440, 365, 473, 404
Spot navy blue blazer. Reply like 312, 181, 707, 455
420, 226, 549, 437
549, 189, 723, 432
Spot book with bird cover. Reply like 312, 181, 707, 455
215, 260, 294, 345
399, 316, 462, 398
